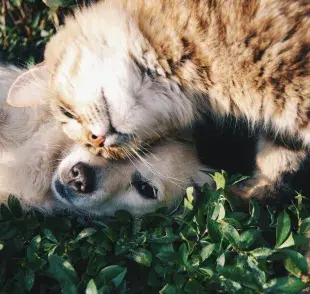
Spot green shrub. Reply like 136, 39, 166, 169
0, 173, 309, 293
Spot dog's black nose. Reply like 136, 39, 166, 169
66, 162, 94, 193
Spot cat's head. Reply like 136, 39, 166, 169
6, 1, 196, 159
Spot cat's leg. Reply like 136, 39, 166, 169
230, 135, 307, 199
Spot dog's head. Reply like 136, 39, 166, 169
52, 141, 214, 216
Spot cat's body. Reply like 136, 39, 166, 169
7, 0, 310, 198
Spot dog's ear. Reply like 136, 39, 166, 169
7, 63, 49, 107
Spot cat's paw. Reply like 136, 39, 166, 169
229, 176, 295, 205
229, 177, 276, 199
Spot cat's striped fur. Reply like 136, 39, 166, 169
7, 0, 310, 198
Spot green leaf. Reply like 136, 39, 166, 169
207, 220, 221, 243
217, 253, 225, 267
160, 284, 178, 294
7, 195, 22, 218
114, 210, 133, 223
284, 257, 301, 277
246, 200, 260, 225
62, 280, 78, 294
186, 186, 195, 204
218, 203, 225, 220
200, 244, 215, 262
24, 269, 35, 291
218, 256, 266, 290
86, 279, 98, 294
228, 175, 249, 186
179, 243, 189, 265
148, 228, 178, 244
42, 0, 68, 10
0, 204, 13, 220
218, 221, 240, 246
281, 249, 308, 274
211, 203, 221, 220
183, 198, 194, 217
173, 274, 186, 289
249, 248, 274, 259
199, 266, 213, 278
299, 217, 310, 235
239, 229, 260, 249
0, 223, 17, 240
96, 265, 127, 288
275, 210, 291, 248
0, 261, 6, 285
212, 172, 226, 190
43, 229, 58, 244
277, 232, 295, 249
219, 277, 242, 293
148, 269, 161, 287
263, 277, 306, 292
27, 235, 41, 262
292, 234, 310, 246
156, 251, 183, 265
184, 279, 204, 294
75, 228, 97, 242
130, 249, 152, 267
48, 255, 78, 285
227, 212, 248, 222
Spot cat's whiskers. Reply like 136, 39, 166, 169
128, 146, 187, 188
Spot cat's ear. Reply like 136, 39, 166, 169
7, 63, 50, 107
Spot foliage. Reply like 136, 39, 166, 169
0, 0, 91, 65
0, 173, 309, 293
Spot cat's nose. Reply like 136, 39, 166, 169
88, 133, 106, 148
65, 162, 94, 193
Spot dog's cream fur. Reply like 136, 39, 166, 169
0, 65, 70, 211
0, 65, 212, 215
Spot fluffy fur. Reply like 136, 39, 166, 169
0, 65, 69, 211
7, 0, 310, 198
0, 65, 212, 215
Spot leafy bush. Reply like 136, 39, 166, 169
0, 173, 309, 293
0, 0, 82, 65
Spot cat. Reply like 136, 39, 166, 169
0, 64, 212, 215
7, 0, 310, 199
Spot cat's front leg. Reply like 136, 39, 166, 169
230, 135, 306, 200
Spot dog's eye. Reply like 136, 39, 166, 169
59, 106, 75, 119
131, 172, 158, 200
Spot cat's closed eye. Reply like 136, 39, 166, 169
59, 106, 76, 120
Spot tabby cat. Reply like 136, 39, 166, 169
7, 0, 310, 199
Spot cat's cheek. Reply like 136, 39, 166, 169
61, 120, 86, 142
